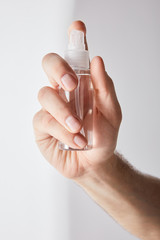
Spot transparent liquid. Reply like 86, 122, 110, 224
58, 69, 93, 151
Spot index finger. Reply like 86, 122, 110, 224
42, 53, 78, 91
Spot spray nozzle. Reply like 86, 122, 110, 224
65, 29, 89, 69
68, 30, 85, 51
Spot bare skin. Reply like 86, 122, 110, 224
33, 21, 160, 239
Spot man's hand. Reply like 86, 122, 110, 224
33, 21, 160, 240
33, 21, 122, 179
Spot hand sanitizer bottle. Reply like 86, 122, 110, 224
59, 30, 93, 151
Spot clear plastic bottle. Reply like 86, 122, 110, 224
58, 30, 93, 151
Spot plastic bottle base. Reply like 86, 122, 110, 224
58, 142, 92, 151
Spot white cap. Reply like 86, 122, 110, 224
64, 30, 89, 69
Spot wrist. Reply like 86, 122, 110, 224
74, 152, 136, 197
74, 153, 118, 189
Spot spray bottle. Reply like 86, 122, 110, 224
58, 30, 93, 150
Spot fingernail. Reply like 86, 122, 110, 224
61, 74, 77, 90
65, 115, 81, 132
74, 135, 87, 148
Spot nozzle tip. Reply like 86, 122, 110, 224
68, 30, 85, 51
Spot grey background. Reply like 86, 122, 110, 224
69, 0, 160, 239
0, 0, 159, 239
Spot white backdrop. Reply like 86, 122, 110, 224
0, 0, 159, 239
0, 0, 74, 239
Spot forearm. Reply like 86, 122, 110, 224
75, 153, 160, 240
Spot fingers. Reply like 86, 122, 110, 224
38, 86, 82, 133
33, 109, 87, 149
42, 53, 78, 91
38, 21, 89, 150
91, 56, 122, 128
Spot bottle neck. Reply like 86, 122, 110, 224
70, 66, 90, 71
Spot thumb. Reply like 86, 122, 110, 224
90, 56, 122, 129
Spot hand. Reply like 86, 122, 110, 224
33, 21, 122, 179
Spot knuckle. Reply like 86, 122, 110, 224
119, 108, 122, 123
42, 53, 59, 68
116, 105, 123, 126
32, 110, 42, 129
38, 86, 51, 102
59, 103, 71, 117
108, 76, 114, 89
41, 112, 53, 128
105, 73, 114, 89
33, 110, 54, 131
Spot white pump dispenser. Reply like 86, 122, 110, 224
64, 30, 89, 69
